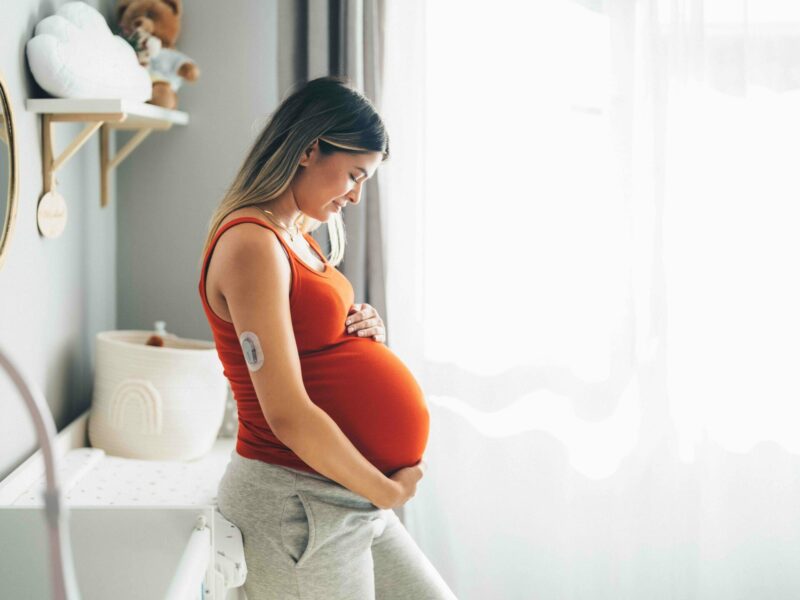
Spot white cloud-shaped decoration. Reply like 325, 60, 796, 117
26, 1, 152, 101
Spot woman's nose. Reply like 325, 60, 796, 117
350, 181, 366, 204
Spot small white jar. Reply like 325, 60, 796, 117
88, 329, 228, 460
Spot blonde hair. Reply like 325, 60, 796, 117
200, 75, 390, 268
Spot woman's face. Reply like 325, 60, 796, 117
293, 140, 383, 221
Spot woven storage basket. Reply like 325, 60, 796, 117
88, 330, 228, 460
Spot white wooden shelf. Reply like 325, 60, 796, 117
26, 98, 189, 128
26, 98, 189, 211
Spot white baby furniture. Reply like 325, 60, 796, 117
0, 410, 248, 600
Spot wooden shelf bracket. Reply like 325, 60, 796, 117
28, 99, 188, 210
99, 123, 163, 207
42, 112, 126, 205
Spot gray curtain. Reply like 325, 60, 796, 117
277, 0, 388, 340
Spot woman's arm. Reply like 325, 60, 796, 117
214, 224, 399, 508
272, 403, 399, 508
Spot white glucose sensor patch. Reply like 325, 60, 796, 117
240, 331, 264, 371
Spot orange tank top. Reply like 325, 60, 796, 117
198, 216, 430, 476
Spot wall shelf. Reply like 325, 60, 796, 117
26, 98, 188, 211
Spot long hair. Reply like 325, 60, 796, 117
201, 75, 390, 267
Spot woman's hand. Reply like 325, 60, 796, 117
374, 459, 427, 509
345, 302, 386, 343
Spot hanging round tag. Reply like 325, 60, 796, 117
37, 191, 67, 238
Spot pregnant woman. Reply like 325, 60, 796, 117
198, 76, 457, 600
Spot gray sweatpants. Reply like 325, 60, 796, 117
216, 450, 458, 600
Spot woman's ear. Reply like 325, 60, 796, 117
298, 139, 319, 167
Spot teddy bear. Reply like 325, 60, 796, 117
126, 25, 162, 67
115, 0, 200, 109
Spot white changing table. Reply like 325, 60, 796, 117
0, 410, 247, 600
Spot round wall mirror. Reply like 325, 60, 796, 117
0, 71, 18, 271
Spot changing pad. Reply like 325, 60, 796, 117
5, 437, 247, 592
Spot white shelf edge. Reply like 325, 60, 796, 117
25, 98, 189, 126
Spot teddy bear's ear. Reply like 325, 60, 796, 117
162, 0, 182, 15
116, 0, 134, 22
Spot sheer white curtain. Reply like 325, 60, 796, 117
381, 0, 800, 598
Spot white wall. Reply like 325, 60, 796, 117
0, 0, 116, 480
1, 1, 283, 480
116, 1, 281, 338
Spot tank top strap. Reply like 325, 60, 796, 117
215, 216, 292, 250
215, 215, 301, 256
201, 216, 298, 284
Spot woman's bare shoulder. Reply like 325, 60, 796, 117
206, 209, 290, 319
213, 208, 288, 266
212, 208, 276, 252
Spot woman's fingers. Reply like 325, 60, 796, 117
347, 316, 379, 333
347, 319, 381, 336
345, 304, 385, 343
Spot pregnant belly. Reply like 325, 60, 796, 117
301, 338, 430, 475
